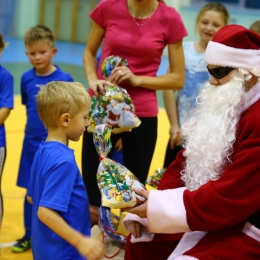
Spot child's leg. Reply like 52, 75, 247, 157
24, 195, 32, 239
0, 147, 6, 229
11, 195, 32, 252
12, 138, 35, 252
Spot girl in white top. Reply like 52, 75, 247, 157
163, 2, 230, 168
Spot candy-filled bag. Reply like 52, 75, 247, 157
93, 124, 145, 209
88, 85, 141, 134
88, 55, 141, 134
101, 55, 128, 79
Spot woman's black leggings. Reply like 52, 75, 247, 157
163, 139, 183, 169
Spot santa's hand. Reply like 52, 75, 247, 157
134, 188, 149, 199
124, 188, 149, 218
89, 79, 114, 96
128, 221, 143, 238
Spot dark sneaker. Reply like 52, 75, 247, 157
11, 236, 31, 253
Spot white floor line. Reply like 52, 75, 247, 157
0, 241, 16, 248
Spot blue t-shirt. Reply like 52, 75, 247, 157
21, 66, 73, 146
177, 41, 210, 126
0, 65, 14, 147
28, 141, 91, 260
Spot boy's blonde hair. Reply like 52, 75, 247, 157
0, 34, 8, 52
36, 81, 91, 128
250, 20, 260, 34
24, 25, 54, 47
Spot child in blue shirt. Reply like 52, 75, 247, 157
0, 34, 14, 231
12, 25, 73, 252
27, 81, 105, 260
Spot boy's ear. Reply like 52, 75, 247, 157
60, 113, 70, 127
52, 47, 58, 56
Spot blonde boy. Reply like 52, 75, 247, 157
27, 81, 105, 260
13, 25, 73, 252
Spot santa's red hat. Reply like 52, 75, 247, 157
205, 24, 260, 70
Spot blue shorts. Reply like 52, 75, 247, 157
17, 137, 41, 188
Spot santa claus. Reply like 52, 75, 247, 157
123, 24, 260, 259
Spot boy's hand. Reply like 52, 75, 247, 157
77, 237, 105, 260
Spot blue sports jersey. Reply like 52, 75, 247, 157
21, 66, 73, 145
0, 65, 14, 147
17, 66, 73, 188
28, 141, 91, 260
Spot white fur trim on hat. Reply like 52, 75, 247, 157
205, 41, 260, 70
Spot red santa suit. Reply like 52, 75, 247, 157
123, 25, 260, 260
123, 82, 260, 260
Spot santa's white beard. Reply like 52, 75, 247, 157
181, 72, 247, 191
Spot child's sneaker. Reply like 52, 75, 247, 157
11, 236, 31, 253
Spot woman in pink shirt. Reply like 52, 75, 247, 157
82, 0, 188, 225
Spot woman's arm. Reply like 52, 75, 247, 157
163, 89, 181, 149
110, 39, 185, 90
38, 206, 104, 259
83, 22, 113, 95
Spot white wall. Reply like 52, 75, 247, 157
165, 0, 190, 11
14, 0, 40, 38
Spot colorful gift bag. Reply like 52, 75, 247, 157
93, 124, 145, 209
146, 168, 166, 189
88, 85, 141, 134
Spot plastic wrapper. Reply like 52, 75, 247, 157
97, 157, 146, 209
88, 85, 141, 134
88, 55, 141, 134
101, 55, 128, 79
146, 168, 166, 189
94, 124, 145, 209
93, 124, 112, 159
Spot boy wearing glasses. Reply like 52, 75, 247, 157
123, 24, 260, 260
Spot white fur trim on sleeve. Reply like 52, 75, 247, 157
130, 231, 155, 243
123, 213, 149, 230
169, 256, 198, 260
168, 231, 207, 259
123, 213, 154, 243
147, 187, 190, 234
205, 41, 260, 70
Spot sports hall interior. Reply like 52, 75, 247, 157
0, 0, 260, 259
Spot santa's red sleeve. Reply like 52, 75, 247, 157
147, 100, 260, 234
